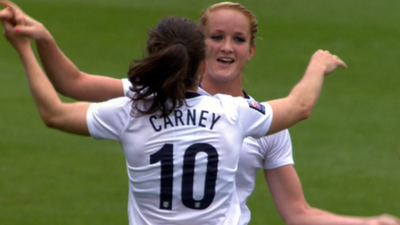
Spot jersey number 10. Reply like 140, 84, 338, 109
150, 143, 219, 210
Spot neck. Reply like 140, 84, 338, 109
200, 75, 245, 97
186, 86, 199, 93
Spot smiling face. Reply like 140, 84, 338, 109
201, 9, 255, 95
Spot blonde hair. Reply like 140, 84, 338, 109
199, 2, 258, 46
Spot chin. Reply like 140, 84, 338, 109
211, 72, 239, 83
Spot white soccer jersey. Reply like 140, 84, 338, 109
197, 86, 294, 225
86, 92, 273, 225
235, 131, 293, 224
122, 79, 294, 225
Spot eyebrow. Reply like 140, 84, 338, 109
209, 29, 246, 36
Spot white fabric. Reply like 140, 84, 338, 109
122, 78, 132, 96
86, 91, 273, 225
235, 131, 293, 224
197, 86, 294, 225
122, 79, 294, 225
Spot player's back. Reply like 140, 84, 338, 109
87, 93, 272, 225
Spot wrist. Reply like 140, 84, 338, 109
362, 217, 378, 225
36, 29, 52, 41
305, 63, 327, 76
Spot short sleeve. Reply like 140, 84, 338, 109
237, 98, 273, 139
121, 78, 132, 97
216, 95, 273, 139
86, 97, 132, 141
258, 129, 294, 169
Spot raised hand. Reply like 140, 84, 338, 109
0, 13, 30, 53
0, 0, 51, 40
308, 49, 347, 76
366, 214, 400, 225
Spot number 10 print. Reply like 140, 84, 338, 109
150, 143, 219, 210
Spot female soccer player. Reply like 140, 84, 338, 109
1, 13, 332, 224
1, 7, 349, 225
2, 1, 399, 224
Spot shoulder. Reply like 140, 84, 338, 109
95, 96, 131, 107
87, 97, 133, 140
89, 97, 132, 116
197, 86, 211, 96
213, 94, 254, 108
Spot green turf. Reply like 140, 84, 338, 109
1, 0, 399, 224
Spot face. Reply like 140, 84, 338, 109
204, 9, 255, 84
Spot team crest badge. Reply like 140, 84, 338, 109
247, 99, 265, 115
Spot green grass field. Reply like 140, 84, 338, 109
0, 0, 399, 224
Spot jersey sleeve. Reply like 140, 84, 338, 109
258, 129, 294, 169
121, 78, 132, 97
235, 97, 273, 139
86, 97, 131, 141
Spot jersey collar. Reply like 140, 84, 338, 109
185, 92, 201, 98
197, 85, 250, 99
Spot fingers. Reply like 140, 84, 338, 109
0, 3, 46, 40
11, 24, 32, 36
319, 50, 347, 69
0, 7, 13, 20
379, 214, 400, 225
0, 0, 22, 12
2, 17, 16, 34
0, 0, 25, 26
14, 8, 26, 26
313, 49, 347, 73
332, 54, 347, 69
1, 18, 17, 39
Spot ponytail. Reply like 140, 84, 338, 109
129, 42, 189, 117
127, 17, 205, 118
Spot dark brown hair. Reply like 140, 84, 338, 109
128, 17, 205, 117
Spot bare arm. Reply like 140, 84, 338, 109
265, 166, 400, 225
265, 50, 346, 135
0, 0, 125, 102
35, 35, 125, 101
1, 16, 90, 136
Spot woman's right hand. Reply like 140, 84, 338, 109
0, 13, 30, 53
366, 214, 400, 225
308, 49, 347, 76
0, 0, 51, 41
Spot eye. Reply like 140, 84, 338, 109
210, 35, 223, 41
233, 37, 245, 43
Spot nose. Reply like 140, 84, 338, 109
220, 39, 233, 53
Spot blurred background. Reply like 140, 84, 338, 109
0, 0, 399, 224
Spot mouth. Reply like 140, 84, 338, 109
217, 57, 234, 64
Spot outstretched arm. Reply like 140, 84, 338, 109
35, 32, 125, 102
0, 0, 125, 102
1, 15, 90, 136
265, 166, 400, 225
265, 50, 346, 135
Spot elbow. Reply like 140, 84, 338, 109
297, 104, 312, 121
302, 107, 312, 120
286, 218, 301, 225
57, 87, 89, 101
40, 112, 59, 129
286, 215, 304, 225
288, 97, 314, 122
57, 87, 77, 100
284, 204, 312, 225
56, 87, 69, 98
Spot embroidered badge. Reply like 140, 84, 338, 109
247, 99, 266, 115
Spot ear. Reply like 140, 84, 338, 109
246, 44, 255, 61
196, 60, 207, 85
